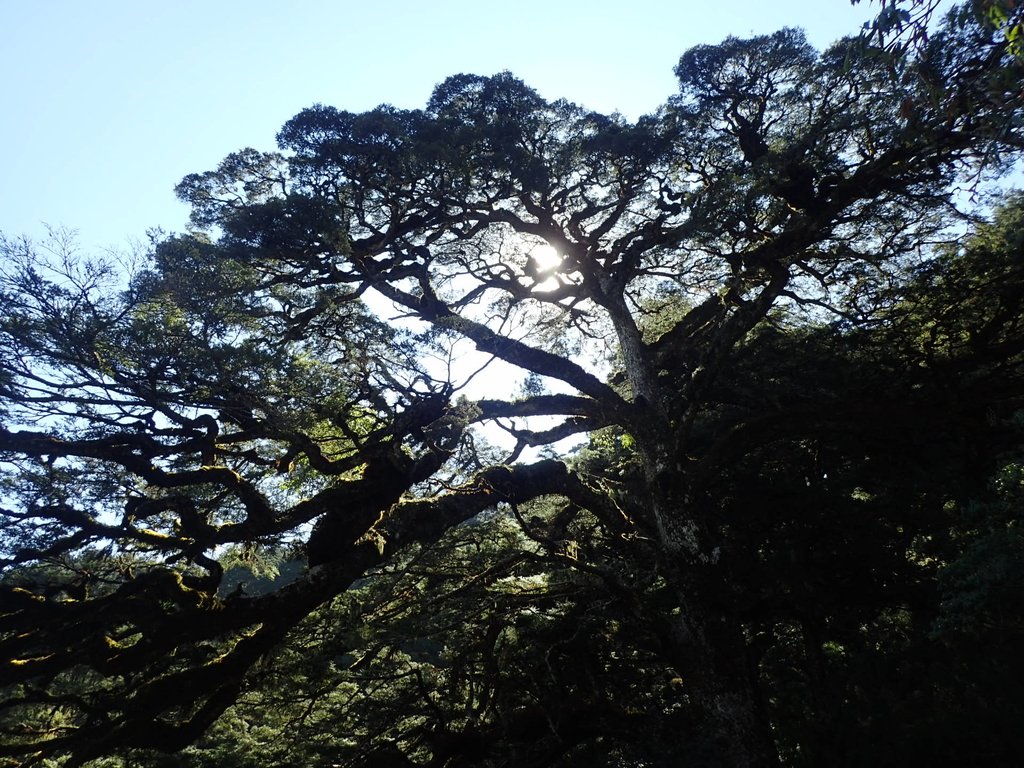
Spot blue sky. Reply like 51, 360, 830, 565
1, 1, 880, 251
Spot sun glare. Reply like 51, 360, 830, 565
526, 243, 564, 291
529, 243, 562, 272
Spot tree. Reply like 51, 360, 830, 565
855, 0, 1024, 60
1, 7, 1022, 766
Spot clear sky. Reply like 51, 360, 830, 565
1, 1, 881, 252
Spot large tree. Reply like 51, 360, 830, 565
1, 6, 1022, 766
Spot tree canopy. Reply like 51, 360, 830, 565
2, 5, 1023, 766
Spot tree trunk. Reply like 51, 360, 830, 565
648, 475, 780, 767
662, 570, 781, 767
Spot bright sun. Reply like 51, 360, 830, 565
525, 243, 564, 291
529, 243, 562, 272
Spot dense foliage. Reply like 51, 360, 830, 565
1, 3, 1023, 765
